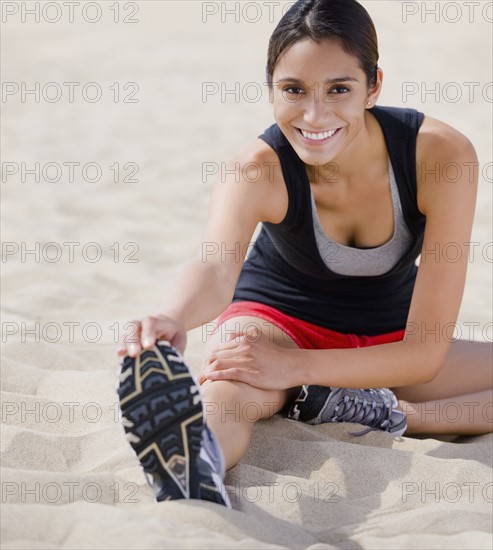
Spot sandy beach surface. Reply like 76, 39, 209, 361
1, 1, 492, 548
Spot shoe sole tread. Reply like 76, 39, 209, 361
118, 341, 227, 505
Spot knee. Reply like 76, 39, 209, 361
201, 379, 250, 402
201, 380, 285, 424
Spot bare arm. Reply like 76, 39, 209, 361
155, 142, 286, 331
155, 175, 259, 330
287, 118, 479, 389
156, 260, 236, 332
118, 140, 287, 358
203, 118, 480, 390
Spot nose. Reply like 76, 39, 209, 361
302, 90, 334, 128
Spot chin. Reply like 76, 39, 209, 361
291, 144, 338, 167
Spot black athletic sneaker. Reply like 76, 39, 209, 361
118, 340, 231, 507
287, 385, 407, 436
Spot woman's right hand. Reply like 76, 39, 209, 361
116, 314, 187, 359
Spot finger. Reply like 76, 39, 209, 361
116, 339, 127, 354
225, 331, 242, 342
202, 359, 239, 377
212, 338, 240, 353
205, 367, 248, 384
122, 320, 142, 357
170, 329, 187, 355
122, 321, 141, 344
140, 317, 156, 349
206, 348, 243, 368
122, 320, 141, 342
202, 359, 219, 374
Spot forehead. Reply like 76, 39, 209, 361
273, 38, 362, 80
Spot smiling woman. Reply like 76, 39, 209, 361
116, 0, 491, 508
272, 39, 379, 167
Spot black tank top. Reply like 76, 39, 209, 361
232, 105, 426, 336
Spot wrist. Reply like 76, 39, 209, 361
153, 308, 187, 329
285, 348, 311, 388
155, 306, 182, 321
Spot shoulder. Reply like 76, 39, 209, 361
224, 135, 288, 224
416, 115, 477, 166
229, 138, 282, 182
415, 115, 478, 215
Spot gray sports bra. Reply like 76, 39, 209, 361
311, 159, 414, 276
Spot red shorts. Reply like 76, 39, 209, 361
215, 301, 405, 349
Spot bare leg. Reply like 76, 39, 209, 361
392, 340, 493, 436
201, 315, 300, 470
202, 379, 297, 469
399, 390, 493, 436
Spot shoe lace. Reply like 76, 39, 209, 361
330, 388, 394, 436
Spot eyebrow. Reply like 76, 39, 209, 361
275, 76, 359, 84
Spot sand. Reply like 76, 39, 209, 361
1, 1, 492, 548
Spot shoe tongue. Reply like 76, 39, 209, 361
332, 389, 388, 426
200, 425, 226, 478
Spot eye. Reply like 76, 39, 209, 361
282, 86, 304, 95
329, 85, 350, 94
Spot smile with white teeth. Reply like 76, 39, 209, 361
299, 128, 339, 141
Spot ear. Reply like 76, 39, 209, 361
367, 66, 384, 107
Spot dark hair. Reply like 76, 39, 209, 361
266, 0, 379, 90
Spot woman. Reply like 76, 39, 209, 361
116, 0, 491, 508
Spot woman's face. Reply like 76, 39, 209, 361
271, 38, 381, 167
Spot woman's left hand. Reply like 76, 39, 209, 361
200, 326, 295, 391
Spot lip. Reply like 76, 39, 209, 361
295, 126, 342, 145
